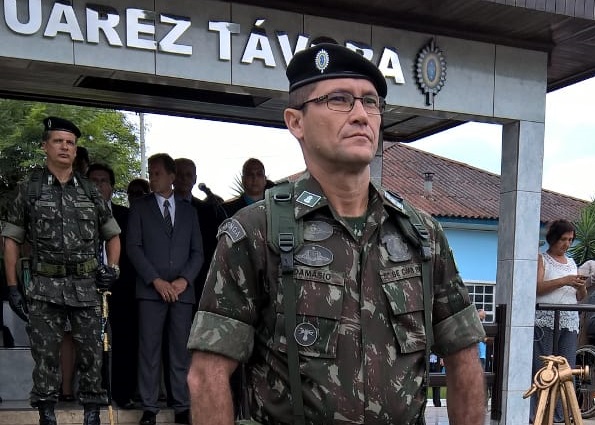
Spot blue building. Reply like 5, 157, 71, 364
382, 142, 589, 323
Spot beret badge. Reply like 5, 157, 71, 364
315, 49, 330, 74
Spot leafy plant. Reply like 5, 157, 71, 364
0, 99, 140, 210
569, 201, 595, 265
229, 174, 244, 198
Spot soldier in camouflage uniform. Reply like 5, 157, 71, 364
2, 117, 121, 425
187, 44, 486, 425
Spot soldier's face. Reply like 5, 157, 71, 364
149, 160, 175, 196
285, 78, 380, 173
89, 169, 113, 201
42, 130, 77, 168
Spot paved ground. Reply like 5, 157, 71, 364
425, 403, 595, 424
2, 399, 595, 424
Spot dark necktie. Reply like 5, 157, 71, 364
163, 199, 173, 236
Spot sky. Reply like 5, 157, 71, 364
142, 76, 595, 202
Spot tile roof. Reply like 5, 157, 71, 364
381, 143, 589, 223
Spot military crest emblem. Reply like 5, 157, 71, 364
315, 49, 330, 73
415, 38, 447, 106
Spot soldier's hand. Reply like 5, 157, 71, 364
8, 286, 29, 322
96, 265, 119, 290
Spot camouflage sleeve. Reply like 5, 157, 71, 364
187, 311, 254, 362
1, 181, 28, 244
100, 217, 121, 241
93, 193, 120, 240
427, 216, 485, 356
189, 208, 267, 361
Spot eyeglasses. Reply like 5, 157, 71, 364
297, 91, 386, 115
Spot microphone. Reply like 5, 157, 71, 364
198, 183, 213, 197
198, 183, 227, 218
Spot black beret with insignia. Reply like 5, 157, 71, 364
43, 116, 81, 138
286, 43, 387, 98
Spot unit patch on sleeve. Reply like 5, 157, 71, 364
217, 218, 247, 243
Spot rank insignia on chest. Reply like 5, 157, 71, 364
294, 322, 318, 347
296, 191, 321, 208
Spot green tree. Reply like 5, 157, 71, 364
568, 201, 595, 266
0, 100, 140, 209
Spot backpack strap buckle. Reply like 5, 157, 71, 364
279, 233, 294, 274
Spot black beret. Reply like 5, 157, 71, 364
286, 43, 387, 98
43, 116, 81, 138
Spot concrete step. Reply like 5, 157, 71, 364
0, 402, 180, 425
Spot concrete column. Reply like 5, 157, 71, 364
494, 120, 545, 424
371, 129, 384, 187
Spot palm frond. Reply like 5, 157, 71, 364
569, 203, 595, 265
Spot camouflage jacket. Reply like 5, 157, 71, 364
188, 172, 484, 425
1, 167, 120, 306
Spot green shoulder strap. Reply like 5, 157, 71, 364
27, 169, 100, 206
393, 198, 434, 399
73, 171, 102, 206
265, 182, 305, 425
265, 184, 434, 421
26, 169, 44, 271
73, 172, 104, 264
26, 169, 102, 267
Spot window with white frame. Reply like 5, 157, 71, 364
466, 282, 496, 323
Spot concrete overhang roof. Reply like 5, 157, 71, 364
1, 0, 593, 141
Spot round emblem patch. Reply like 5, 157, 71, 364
294, 322, 318, 347
315, 49, 330, 74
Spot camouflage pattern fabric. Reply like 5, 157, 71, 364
189, 172, 485, 425
1, 167, 119, 407
28, 299, 107, 405
2, 168, 120, 306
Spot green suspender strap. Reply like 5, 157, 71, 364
265, 183, 306, 425
394, 201, 434, 392
27, 169, 102, 273
26, 169, 44, 278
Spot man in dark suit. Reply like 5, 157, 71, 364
87, 163, 138, 410
173, 158, 225, 307
127, 153, 203, 425
167, 159, 226, 408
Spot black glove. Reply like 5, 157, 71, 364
8, 286, 29, 322
96, 265, 119, 290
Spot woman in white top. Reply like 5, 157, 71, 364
530, 219, 587, 423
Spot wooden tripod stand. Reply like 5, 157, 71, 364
523, 355, 588, 425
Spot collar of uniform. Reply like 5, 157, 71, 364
292, 172, 330, 220
44, 166, 76, 186
378, 186, 409, 218
293, 173, 396, 221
